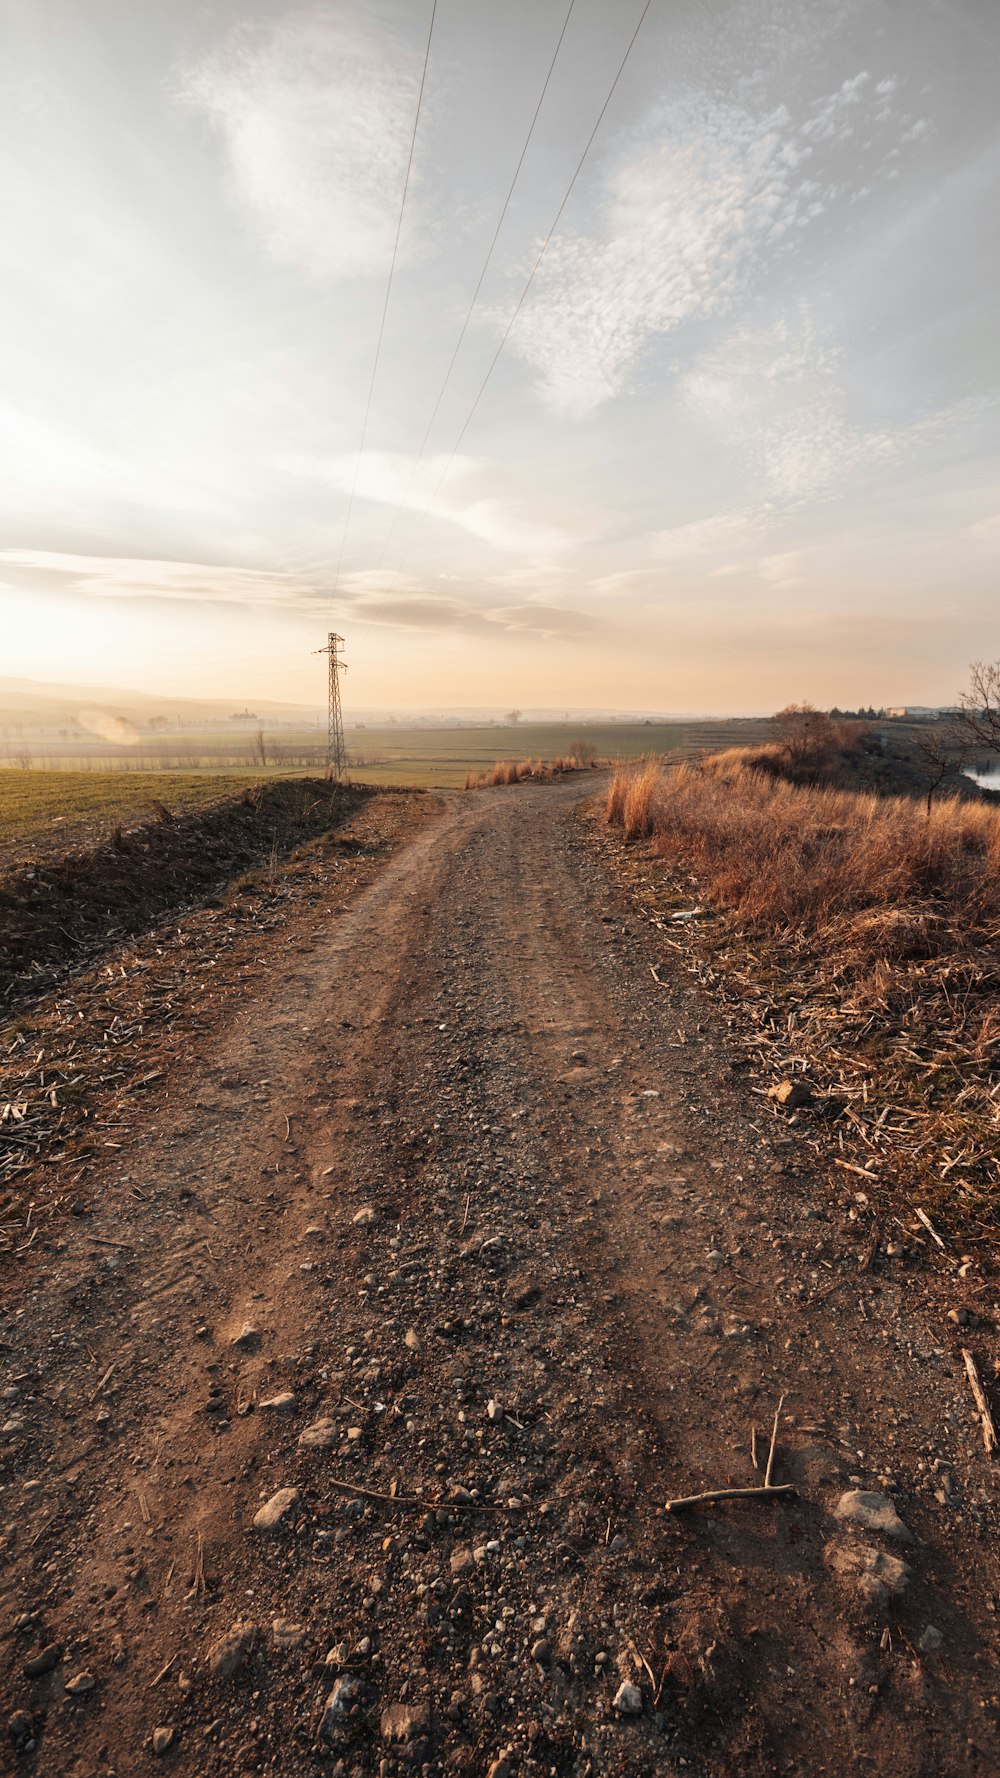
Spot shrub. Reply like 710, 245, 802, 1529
605, 752, 1000, 952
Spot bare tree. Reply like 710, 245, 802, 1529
908, 716, 972, 817
255, 728, 267, 767
956, 660, 1000, 754
505, 709, 522, 726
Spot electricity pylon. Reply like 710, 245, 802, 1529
317, 632, 347, 780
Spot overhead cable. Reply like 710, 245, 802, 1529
330, 0, 439, 605
376, 0, 654, 610
370, 0, 578, 575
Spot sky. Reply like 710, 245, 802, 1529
1, 0, 998, 713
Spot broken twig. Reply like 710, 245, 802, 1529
915, 1207, 946, 1249
665, 1484, 797, 1512
764, 1392, 785, 1490
960, 1347, 998, 1458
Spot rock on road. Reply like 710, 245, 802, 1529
3, 781, 999, 1776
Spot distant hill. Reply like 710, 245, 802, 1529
0, 676, 322, 727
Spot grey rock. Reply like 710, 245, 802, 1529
825, 1541, 910, 1609
8, 1711, 34, 1751
231, 1324, 261, 1351
834, 1490, 911, 1542
450, 1546, 475, 1577
63, 1672, 96, 1696
613, 1681, 643, 1715
298, 1419, 339, 1450
320, 1674, 365, 1743
252, 1487, 299, 1531
152, 1726, 176, 1755
24, 1644, 61, 1679
205, 1621, 257, 1679
919, 1625, 944, 1653
272, 1618, 307, 1650
260, 1391, 296, 1413
530, 1639, 552, 1666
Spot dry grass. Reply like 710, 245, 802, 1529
604, 752, 1000, 1230
466, 754, 600, 789
607, 753, 1000, 937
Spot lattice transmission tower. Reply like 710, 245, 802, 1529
317, 632, 347, 780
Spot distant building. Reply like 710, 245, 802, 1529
885, 706, 946, 719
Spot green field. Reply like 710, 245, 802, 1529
0, 768, 265, 868
343, 720, 770, 787
0, 720, 772, 862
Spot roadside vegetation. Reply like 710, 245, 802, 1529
604, 735, 1000, 1231
0, 776, 368, 1012
0, 767, 266, 869
464, 749, 602, 788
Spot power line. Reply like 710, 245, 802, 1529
370, 0, 578, 575
369, 0, 654, 621
330, 0, 439, 604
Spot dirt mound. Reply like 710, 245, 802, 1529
0, 777, 368, 1010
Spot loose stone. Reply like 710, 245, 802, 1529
298, 1419, 339, 1450
834, 1490, 911, 1542
252, 1487, 300, 1531
205, 1621, 257, 1680
260, 1392, 296, 1413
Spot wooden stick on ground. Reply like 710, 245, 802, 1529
915, 1207, 946, 1249
665, 1484, 797, 1512
89, 1361, 115, 1404
764, 1393, 786, 1490
668, 1392, 792, 1513
961, 1347, 998, 1457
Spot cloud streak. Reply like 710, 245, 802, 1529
290, 450, 586, 554
179, 7, 426, 283
0, 549, 323, 610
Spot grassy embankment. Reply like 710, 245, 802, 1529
0, 768, 265, 868
605, 748, 1000, 1231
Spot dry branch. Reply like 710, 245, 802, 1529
665, 1484, 797, 1512
961, 1347, 998, 1457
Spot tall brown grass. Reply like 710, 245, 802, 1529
466, 754, 599, 789
605, 750, 1000, 1220
606, 753, 1000, 949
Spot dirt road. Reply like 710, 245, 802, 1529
3, 782, 999, 1776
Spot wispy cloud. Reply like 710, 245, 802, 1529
757, 550, 804, 588
0, 549, 323, 609
650, 513, 760, 560
1, 548, 595, 642
681, 311, 985, 504
338, 572, 597, 639
968, 512, 1000, 549
178, 7, 426, 283
509, 73, 914, 416
289, 450, 586, 554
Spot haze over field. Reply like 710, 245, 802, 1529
2, 0, 998, 711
